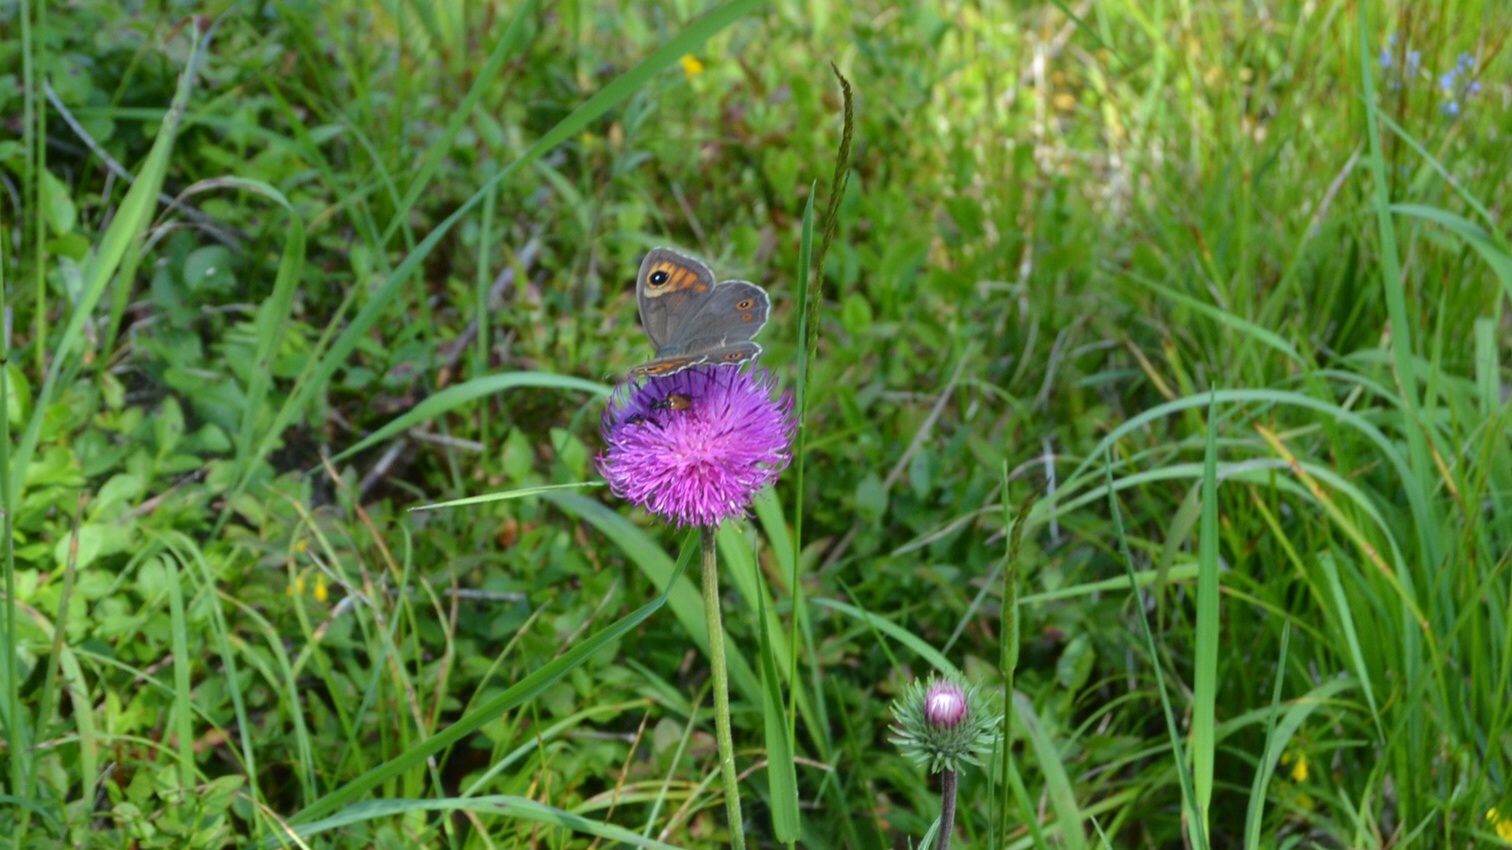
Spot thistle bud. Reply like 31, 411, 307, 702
890, 674, 1001, 775
924, 680, 967, 730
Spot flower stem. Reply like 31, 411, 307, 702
702, 524, 746, 849
937, 768, 958, 850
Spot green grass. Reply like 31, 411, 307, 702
3, 0, 1512, 847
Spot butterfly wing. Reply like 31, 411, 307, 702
628, 353, 710, 379
630, 248, 769, 379
697, 341, 763, 367
670, 280, 770, 352
636, 247, 717, 351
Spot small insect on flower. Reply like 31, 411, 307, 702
598, 366, 794, 528
650, 393, 692, 412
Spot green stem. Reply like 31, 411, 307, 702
937, 768, 958, 850
702, 524, 746, 849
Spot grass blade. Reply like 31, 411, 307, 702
1013, 693, 1085, 850
757, 580, 800, 842
995, 477, 1036, 845
1192, 395, 1221, 828
163, 552, 195, 789
1390, 204, 1512, 303
788, 189, 817, 753
1107, 449, 1209, 850
1318, 553, 1385, 741
810, 599, 960, 678
286, 795, 687, 849
330, 373, 611, 464
409, 481, 602, 512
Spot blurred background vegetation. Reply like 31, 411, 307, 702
2, 0, 1510, 846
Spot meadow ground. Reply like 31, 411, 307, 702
2, 0, 1511, 847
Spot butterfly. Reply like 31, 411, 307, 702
629, 247, 770, 379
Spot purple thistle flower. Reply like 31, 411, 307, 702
597, 366, 795, 527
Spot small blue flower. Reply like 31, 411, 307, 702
1379, 47, 1392, 69
1457, 52, 1476, 71
1468, 80, 1482, 96
1406, 50, 1421, 74
1444, 100, 1461, 117
1439, 70, 1458, 91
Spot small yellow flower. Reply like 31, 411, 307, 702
1289, 753, 1309, 783
313, 574, 328, 603
1489, 807, 1512, 841
288, 574, 306, 597
679, 54, 704, 78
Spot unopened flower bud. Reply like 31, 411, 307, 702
890, 674, 1002, 775
925, 680, 967, 729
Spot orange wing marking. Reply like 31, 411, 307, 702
648, 261, 700, 292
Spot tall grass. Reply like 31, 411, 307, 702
2, 0, 1510, 846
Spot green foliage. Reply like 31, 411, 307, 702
3, 0, 1511, 847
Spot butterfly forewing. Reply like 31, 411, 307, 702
636, 248, 716, 350
631, 248, 769, 378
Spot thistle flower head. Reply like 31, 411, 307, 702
890, 674, 1002, 775
597, 366, 794, 527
